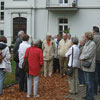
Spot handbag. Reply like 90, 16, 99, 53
82, 57, 94, 68
65, 47, 74, 76
22, 48, 30, 73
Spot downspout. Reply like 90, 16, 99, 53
34, 0, 36, 39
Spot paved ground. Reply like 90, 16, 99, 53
63, 86, 100, 100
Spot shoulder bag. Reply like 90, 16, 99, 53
65, 47, 74, 76
22, 48, 30, 73
82, 56, 94, 68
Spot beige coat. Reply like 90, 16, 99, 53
58, 39, 71, 57
42, 40, 55, 61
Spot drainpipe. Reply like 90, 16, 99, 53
34, 0, 36, 39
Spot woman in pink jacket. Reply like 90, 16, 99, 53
24, 40, 43, 98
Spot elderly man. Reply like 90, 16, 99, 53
93, 26, 100, 94
13, 30, 25, 81
42, 34, 55, 77
58, 33, 71, 77
53, 34, 62, 74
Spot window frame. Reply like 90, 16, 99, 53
58, 18, 69, 35
59, 0, 68, 4
0, 30, 4, 36
0, 1, 4, 21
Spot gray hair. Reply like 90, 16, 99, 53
71, 37, 79, 45
18, 30, 24, 37
63, 33, 67, 36
68, 34, 71, 37
46, 33, 52, 37
33, 39, 40, 46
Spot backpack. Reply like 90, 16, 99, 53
0, 49, 3, 63
0, 44, 7, 64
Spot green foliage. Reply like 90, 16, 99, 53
64, 28, 70, 34
38, 40, 43, 49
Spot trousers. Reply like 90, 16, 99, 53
27, 75, 39, 96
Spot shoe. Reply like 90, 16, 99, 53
19, 89, 24, 92
34, 94, 40, 98
94, 93, 97, 95
27, 95, 30, 98
49, 74, 52, 77
79, 84, 85, 87
44, 75, 46, 77
82, 96, 87, 100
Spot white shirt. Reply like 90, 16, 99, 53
18, 41, 30, 68
65, 45, 80, 68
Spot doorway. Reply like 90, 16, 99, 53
13, 17, 27, 42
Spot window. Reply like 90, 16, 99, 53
0, 1, 4, 21
59, 18, 68, 34
0, 30, 4, 36
59, 0, 68, 4
1, 2, 4, 10
0, 12, 4, 20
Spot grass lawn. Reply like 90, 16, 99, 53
4, 57, 17, 87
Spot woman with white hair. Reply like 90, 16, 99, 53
65, 37, 80, 94
24, 39, 43, 98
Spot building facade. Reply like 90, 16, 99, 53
0, 0, 100, 45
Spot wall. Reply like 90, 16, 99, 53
78, 0, 100, 7
47, 9, 100, 39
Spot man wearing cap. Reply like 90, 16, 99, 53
58, 33, 71, 78
42, 34, 55, 77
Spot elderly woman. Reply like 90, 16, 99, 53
25, 40, 43, 98
18, 34, 30, 92
0, 36, 12, 95
80, 32, 96, 100
78, 39, 85, 86
65, 37, 80, 94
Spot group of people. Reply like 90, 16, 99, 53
0, 26, 100, 100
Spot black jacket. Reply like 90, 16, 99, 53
13, 37, 22, 63
0, 42, 7, 50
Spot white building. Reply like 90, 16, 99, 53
0, 0, 100, 45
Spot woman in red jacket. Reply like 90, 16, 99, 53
24, 40, 43, 98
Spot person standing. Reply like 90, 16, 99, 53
42, 34, 55, 77
13, 31, 24, 82
65, 37, 80, 94
58, 33, 71, 77
18, 34, 30, 92
25, 40, 43, 98
53, 34, 61, 74
0, 36, 12, 95
78, 39, 85, 86
93, 26, 100, 94
80, 32, 96, 100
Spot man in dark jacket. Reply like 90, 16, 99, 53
93, 26, 100, 94
13, 31, 24, 82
